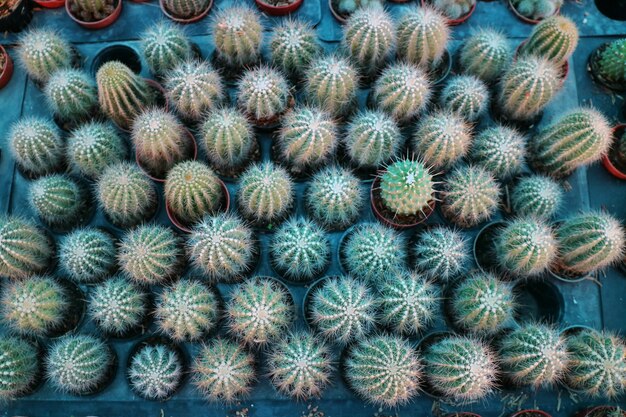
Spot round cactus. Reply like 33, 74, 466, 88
165, 61, 224, 121
591, 38, 626, 89
511, 0, 563, 21
88, 276, 148, 336
29, 174, 86, 227
305, 55, 358, 117
432, 0, 476, 19
0, 336, 39, 401
345, 335, 422, 407
59, 228, 116, 283
441, 165, 501, 228
343, 6, 395, 74
128, 344, 183, 400
66, 121, 127, 179
8, 117, 64, 177
267, 331, 334, 400
0, 216, 54, 279
459, 29, 512, 83
44, 68, 97, 121
373, 63, 431, 122
510, 175, 563, 219
470, 125, 526, 180
412, 110, 472, 169
237, 162, 294, 225
270, 20, 321, 77
237, 66, 290, 126
440, 75, 490, 122
162, 0, 211, 19
155, 280, 219, 342
212, 6, 262, 68
378, 158, 435, 218
17, 29, 73, 84
201, 107, 254, 171
187, 213, 256, 283
519, 16, 578, 64
414, 226, 470, 281
345, 110, 402, 169
308, 276, 377, 344
396, 6, 450, 69
141, 22, 192, 76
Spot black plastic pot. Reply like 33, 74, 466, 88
0, 0, 32, 33
588, 43, 626, 92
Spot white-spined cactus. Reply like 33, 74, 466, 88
270, 20, 321, 78
470, 125, 526, 180
17, 29, 73, 84
212, 6, 263, 68
459, 29, 512, 83
88, 276, 148, 336
345, 110, 402, 169
128, 343, 183, 400
66, 121, 127, 179
440, 75, 489, 122
59, 228, 116, 283
201, 107, 254, 171
44, 68, 97, 122
0, 336, 39, 401
373, 63, 431, 122
396, 6, 450, 69
237, 66, 290, 126
412, 110, 472, 169
28, 174, 87, 228
9, 117, 64, 177
432, 0, 476, 20
510, 175, 563, 219
413, 226, 470, 281
141, 22, 192, 76
165, 61, 224, 121
0, 216, 54, 279
305, 55, 358, 117
237, 162, 294, 225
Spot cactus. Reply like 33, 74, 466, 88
267, 331, 334, 400
414, 226, 470, 281
345, 335, 422, 407
499, 324, 568, 387
8, 117, 64, 177
591, 39, 626, 89
335, 0, 382, 16
212, 6, 262, 68
0, 336, 39, 401
165, 61, 224, 122
378, 270, 439, 335
498, 55, 561, 121
237, 66, 290, 125
97, 162, 157, 228
128, 344, 183, 400
423, 335, 498, 401
345, 110, 402, 169
187, 213, 255, 283
164, 161, 224, 225
510, 175, 563, 219
378, 158, 436, 218
555, 212, 626, 275
305, 166, 364, 229
141, 22, 192, 76
342, 223, 407, 282
309, 276, 376, 344
270, 218, 329, 282
396, 6, 450, 69
520, 16, 579, 63
193, 338, 256, 402
162, 0, 211, 19
68, 0, 117, 22
433, 0, 476, 20
44, 69, 97, 121
237, 162, 294, 224
305, 55, 358, 117
0, 216, 53, 279
46, 335, 113, 395
441, 165, 501, 228
118, 224, 183, 285
66, 122, 127, 179
343, 7, 396, 74
440, 75, 489, 122
510, 0, 563, 21
470, 125, 526, 180
530, 108, 613, 177
17, 29, 72, 84
270, 20, 321, 77
373, 63, 431, 122
96, 61, 156, 130
459, 29, 512, 83
59, 228, 116, 283
88, 276, 147, 336
155, 280, 219, 342
566, 329, 626, 398
412, 111, 472, 169
29, 174, 86, 228
201, 107, 254, 170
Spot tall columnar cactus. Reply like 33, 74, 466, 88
305, 55, 358, 117
470, 125, 526, 180
498, 55, 561, 121
29, 174, 86, 227
97, 162, 157, 228
433, 0, 475, 19
345, 110, 402, 169
343, 7, 396, 74
68, 0, 116, 22
423, 336, 498, 401
378, 158, 435, 218
441, 165, 500, 228
520, 16, 579, 63
187, 213, 255, 283
591, 39, 626, 89
59, 228, 116, 283
309, 276, 377, 344
201, 107, 254, 170
0, 216, 53, 279
566, 329, 626, 398
459, 29, 512, 83
345, 335, 422, 407
226, 277, 294, 347
8, 117, 64, 177
44, 69, 97, 121
555, 212, 626, 275
155, 280, 219, 342
511, 0, 563, 21
46, 335, 114, 395
165, 61, 224, 121
66, 122, 127, 178
237, 162, 294, 225
413, 226, 470, 281
510, 175, 563, 219
141, 22, 192, 76
412, 111, 472, 169
396, 6, 450, 69
440, 75, 490, 122
212, 6, 263, 68
0, 337, 39, 401
162, 0, 211, 19
237, 66, 290, 125
373, 63, 431, 122
88, 276, 148, 335
17, 29, 72, 84
128, 344, 183, 400
267, 331, 334, 400
193, 338, 256, 402
530, 108, 613, 177
270, 20, 321, 77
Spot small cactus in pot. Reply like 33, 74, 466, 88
459, 29, 511, 83
165, 61, 224, 122
305, 55, 358, 117
59, 227, 117, 283
8, 117, 65, 177
510, 174, 563, 219
396, 6, 450, 69
344, 110, 403, 170
413, 226, 470, 282
237, 66, 291, 127
510, 0, 563, 22
270, 20, 321, 79
431, 0, 475, 20
470, 125, 526, 180
89, 276, 148, 336
440, 75, 489, 122
588, 38, 626, 91
128, 343, 183, 401
0, 215, 54, 279
373, 63, 431, 122
212, 6, 263, 69
44, 68, 97, 123
17, 29, 73, 84
0, 336, 40, 401
28, 174, 88, 228
161, 0, 211, 20
67, 0, 117, 22
412, 110, 472, 170
519, 16, 579, 64
141, 22, 192, 76
201, 107, 254, 173
66, 121, 128, 179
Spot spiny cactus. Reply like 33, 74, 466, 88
267, 331, 334, 400
309, 276, 376, 344
433, 0, 475, 20
237, 162, 294, 225
345, 335, 422, 407
162, 0, 211, 19
68, 0, 116, 22
66, 121, 127, 179
29, 174, 86, 227
373, 63, 431, 122
0, 216, 53, 279
520, 16, 579, 63
193, 338, 256, 402
270, 20, 321, 78
141, 22, 192, 76
441, 165, 500, 228
510, 0, 563, 21
44, 69, 97, 122
8, 117, 64, 177
212, 6, 263, 68
128, 344, 183, 400
591, 39, 626, 89
423, 335, 498, 401
412, 111, 472, 169
335, 0, 382, 16
470, 125, 526, 180
566, 329, 626, 398
510, 175, 563, 219
459, 29, 512, 83
201, 107, 254, 170
0, 336, 39, 401
555, 212, 626, 275
187, 213, 255, 283
343, 7, 395, 74
530, 108, 613, 177
46, 334, 114, 395
305, 55, 358, 117
499, 324, 568, 387
440, 75, 489, 122
414, 226, 470, 281
165, 61, 224, 121
59, 228, 116, 283
378, 158, 435, 218
345, 110, 402, 169
89, 276, 148, 336
237, 66, 290, 126
155, 280, 219, 342
396, 6, 450, 69
97, 162, 157, 228
17, 29, 72, 84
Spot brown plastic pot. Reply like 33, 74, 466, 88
0, 45, 14, 90
166, 180, 230, 233
370, 175, 435, 229
135, 128, 198, 183
420, 0, 475, 25
602, 124, 626, 180
510, 410, 552, 417
508, 0, 559, 24
255, 0, 303, 15
66, 0, 122, 29
33, 0, 65, 8
159, 0, 213, 23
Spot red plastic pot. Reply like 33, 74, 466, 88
33, 0, 65, 8
328, 0, 347, 24
135, 128, 198, 183
255, 0, 302, 15
159, 0, 212, 23
602, 124, 626, 180
370, 175, 435, 229
575, 406, 626, 417
166, 180, 230, 233
66, 0, 122, 29
510, 410, 552, 417
508, 0, 559, 24
0, 45, 14, 90
420, 0, 475, 25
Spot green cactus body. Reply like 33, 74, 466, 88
212, 6, 263, 68
44, 69, 97, 121
128, 344, 182, 400
162, 0, 210, 18
459, 29, 511, 83
201, 107, 254, 170
305, 55, 358, 117
0, 216, 53, 279
594, 39, 626, 88
511, 0, 563, 21
9, 118, 64, 177
412, 111, 472, 169
440, 75, 489, 122
270, 20, 321, 77
520, 16, 579, 63
470, 125, 526, 180
510, 175, 563, 219
60, 228, 116, 283
373, 63, 431, 122
89, 276, 147, 335
165, 61, 224, 122
343, 7, 395, 73
237, 66, 290, 125
379, 159, 435, 218
237, 162, 294, 224
0, 337, 39, 401
29, 174, 86, 227
68, 0, 116, 21
345, 110, 402, 169
433, 0, 475, 19
141, 22, 192, 76
414, 226, 470, 281
396, 6, 450, 69
18, 29, 73, 84
67, 122, 127, 178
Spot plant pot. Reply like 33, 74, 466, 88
559, 324, 595, 339
473, 220, 505, 274
588, 43, 626, 92
159, 0, 212, 23
0, 0, 33, 33
601, 124, 626, 180
575, 406, 626, 417
66, 0, 122, 29
33, 0, 64, 8
370, 175, 435, 229
328, 0, 347, 24
508, 0, 559, 24
0, 44, 14, 89
112, 79, 169, 133
136, 128, 198, 183
420, 0, 475, 25
512, 280, 563, 325
444, 414, 483, 417
166, 179, 230, 233
48, 279, 86, 339
255, 0, 302, 15
430, 48, 452, 85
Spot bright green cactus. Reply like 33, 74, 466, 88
201, 107, 254, 170
343, 6, 395, 74
440, 75, 489, 122
511, 0, 563, 21
412, 110, 472, 169
9, 117, 64, 177
270, 20, 321, 77
128, 344, 183, 400
68, 0, 117, 22
433, 0, 475, 19
470, 125, 526, 180
510, 175, 563, 219
345, 335, 422, 407
88, 276, 148, 336
44, 69, 97, 122
413, 226, 470, 281
373, 63, 431, 122
305, 55, 358, 117
17, 29, 73, 84
162, 0, 211, 19
396, 6, 450, 69
237, 66, 290, 126
29, 174, 86, 227
460, 29, 512, 83
212, 6, 263, 68
141, 22, 192, 76
237, 162, 294, 225
520, 16, 579, 63
379, 158, 435, 218
345, 110, 402, 169
0, 336, 39, 401
0, 216, 53, 279
59, 228, 116, 283
165, 61, 224, 122
66, 121, 127, 179
591, 39, 626, 89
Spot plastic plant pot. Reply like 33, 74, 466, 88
91, 44, 142, 76
33, 0, 65, 8
512, 280, 564, 325
0, 44, 14, 89
135, 128, 198, 183
559, 324, 595, 339
328, 0, 347, 24
159, 0, 213, 23
575, 406, 626, 417
65, 0, 123, 29
473, 220, 505, 274
166, 179, 230, 234
510, 411, 552, 417
420, 0, 476, 25
588, 43, 626, 92
594, 0, 626, 21
601, 124, 626, 180
370, 175, 435, 229
0, 0, 33, 33
254, 0, 303, 15
430, 48, 452, 85
508, 0, 560, 24
444, 414, 483, 417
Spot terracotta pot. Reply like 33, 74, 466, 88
508, 0, 559, 24
166, 180, 230, 233
602, 124, 626, 180
66, 0, 122, 29
328, 0, 347, 24
255, 0, 303, 15
370, 175, 435, 229
33, 0, 65, 8
420, 0, 475, 25
510, 410, 552, 417
135, 128, 198, 183
159, 0, 213, 23
0, 45, 14, 90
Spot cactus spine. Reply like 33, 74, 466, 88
162, 0, 211, 19
520, 16, 579, 63
345, 110, 402, 169
17, 29, 73, 84
89, 276, 147, 336
237, 162, 294, 225
379, 158, 435, 218
413, 226, 470, 281
412, 111, 472, 169
373, 63, 431, 122
212, 6, 263, 68
396, 6, 450, 69
0, 216, 53, 279
128, 344, 183, 400
66, 122, 127, 179
0, 337, 39, 401
305, 55, 358, 117
592, 39, 626, 89
440, 75, 489, 122
201, 107, 254, 170
510, 175, 563, 219
59, 228, 116, 283
343, 6, 396, 74
141, 22, 192, 76
460, 29, 512, 83
29, 174, 86, 227
270, 20, 321, 77
9, 117, 64, 177
165, 61, 224, 121
237, 66, 290, 125
470, 125, 526, 180
44, 69, 97, 121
